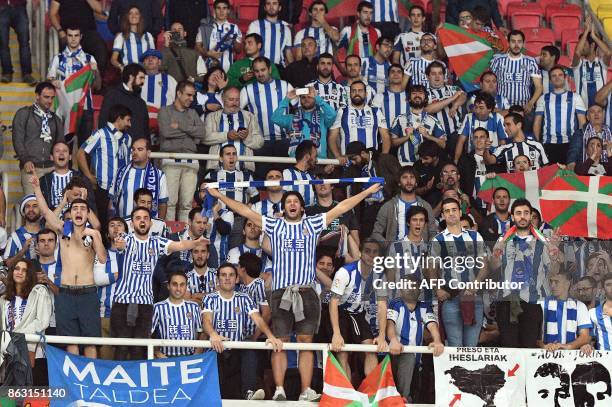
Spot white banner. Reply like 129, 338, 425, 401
525, 349, 612, 407
434, 347, 526, 407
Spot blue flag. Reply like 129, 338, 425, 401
46, 345, 221, 406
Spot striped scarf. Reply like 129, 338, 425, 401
543, 297, 580, 344
33, 103, 53, 143
114, 161, 161, 216
348, 23, 379, 57
501, 225, 547, 243
291, 106, 321, 149
205, 177, 385, 190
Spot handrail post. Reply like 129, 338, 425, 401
147, 344, 154, 360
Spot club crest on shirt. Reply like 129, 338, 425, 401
148, 248, 154, 255
186, 312, 193, 320
235, 306, 241, 314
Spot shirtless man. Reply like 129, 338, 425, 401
31, 172, 106, 358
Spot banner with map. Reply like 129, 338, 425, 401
525, 349, 612, 407
434, 347, 526, 407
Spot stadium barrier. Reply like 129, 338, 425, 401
150, 152, 342, 165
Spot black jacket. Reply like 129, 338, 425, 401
108, 0, 163, 37
282, 58, 318, 88
99, 86, 149, 140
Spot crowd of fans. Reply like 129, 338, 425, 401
0, 0, 611, 403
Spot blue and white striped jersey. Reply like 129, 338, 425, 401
294, 26, 336, 56
207, 168, 258, 205
429, 228, 486, 284
589, 303, 612, 350
49, 171, 73, 209
331, 261, 369, 313
4, 227, 38, 260
140, 73, 177, 113
387, 298, 436, 346
427, 85, 463, 136
361, 56, 390, 94
80, 124, 131, 191
405, 57, 446, 87
202, 291, 258, 341
215, 111, 250, 169
208, 209, 234, 269
367, 0, 399, 23
386, 238, 432, 302
338, 26, 381, 59
391, 110, 446, 166
573, 57, 607, 108
540, 297, 591, 344
247, 19, 292, 66
373, 89, 408, 129
331, 105, 388, 154
493, 139, 549, 171
186, 267, 218, 296
396, 198, 419, 240
263, 213, 326, 291
458, 112, 508, 152
251, 198, 282, 218
394, 31, 424, 65
490, 54, 541, 106
112, 164, 169, 218
113, 234, 171, 305
282, 167, 315, 207
152, 299, 202, 356
112, 32, 156, 66
241, 79, 293, 141
98, 249, 121, 318
535, 91, 586, 144
239, 278, 268, 337
201, 21, 242, 72
306, 79, 347, 111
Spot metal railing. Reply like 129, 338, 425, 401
149, 152, 342, 166
27, 0, 54, 80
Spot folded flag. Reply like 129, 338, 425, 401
478, 165, 567, 211
54, 64, 94, 135
205, 177, 385, 190
326, 0, 362, 19
321, 352, 404, 407
539, 174, 612, 239
500, 224, 547, 242
437, 23, 494, 84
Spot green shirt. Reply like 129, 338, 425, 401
226, 57, 281, 89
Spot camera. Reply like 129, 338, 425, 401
169, 31, 186, 47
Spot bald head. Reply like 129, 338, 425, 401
223, 87, 241, 113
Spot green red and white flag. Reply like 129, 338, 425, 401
357, 355, 404, 406
321, 352, 404, 407
437, 23, 494, 84
326, 0, 362, 19
539, 175, 612, 239
478, 165, 568, 211
54, 65, 94, 135
398, 0, 414, 18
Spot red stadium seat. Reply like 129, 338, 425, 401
523, 27, 555, 44
550, 14, 581, 42
165, 221, 186, 234
561, 29, 581, 54
238, 4, 259, 21
567, 40, 578, 59
538, 0, 565, 11
545, 3, 581, 24
511, 13, 541, 30
525, 41, 553, 56
507, 2, 543, 20
498, 0, 517, 18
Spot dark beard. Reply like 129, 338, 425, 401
409, 99, 427, 109
132, 84, 142, 95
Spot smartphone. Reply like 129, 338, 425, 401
296, 88, 309, 96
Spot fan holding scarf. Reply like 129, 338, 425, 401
271, 86, 336, 158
